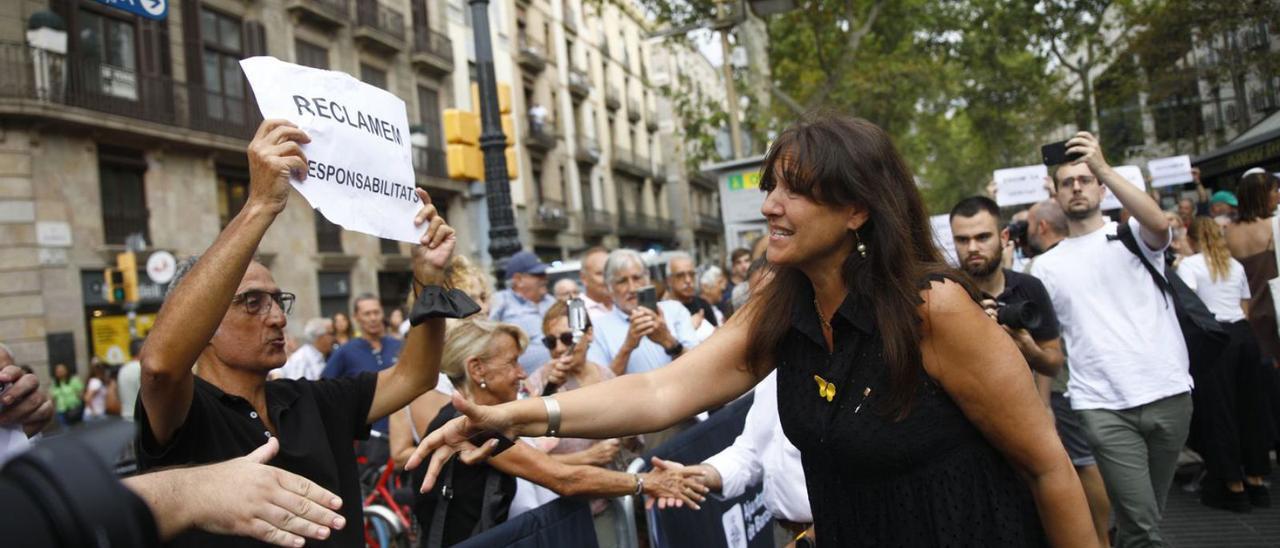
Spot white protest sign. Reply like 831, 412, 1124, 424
1147, 155, 1193, 188
240, 57, 425, 243
993, 164, 1050, 207
930, 213, 958, 267
1101, 165, 1147, 211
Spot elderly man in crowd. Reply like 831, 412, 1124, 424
553, 278, 581, 303
579, 246, 613, 322
275, 318, 335, 381
698, 266, 727, 325
587, 249, 699, 378
135, 119, 459, 547
490, 250, 557, 373
665, 252, 721, 344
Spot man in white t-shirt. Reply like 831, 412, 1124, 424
1029, 131, 1193, 548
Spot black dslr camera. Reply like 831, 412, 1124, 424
996, 300, 1042, 332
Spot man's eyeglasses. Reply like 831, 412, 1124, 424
669, 271, 696, 280
232, 290, 295, 315
1059, 175, 1098, 188
542, 332, 575, 350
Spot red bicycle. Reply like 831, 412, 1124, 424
359, 432, 416, 548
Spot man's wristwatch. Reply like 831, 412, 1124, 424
664, 342, 684, 357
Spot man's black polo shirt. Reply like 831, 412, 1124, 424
136, 373, 377, 547
993, 268, 1061, 342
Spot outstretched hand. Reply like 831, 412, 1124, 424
406, 392, 515, 492
146, 437, 346, 546
246, 119, 310, 215
644, 457, 711, 511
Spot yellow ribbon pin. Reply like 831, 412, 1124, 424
814, 375, 836, 402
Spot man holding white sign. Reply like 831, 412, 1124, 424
239, 56, 426, 244
134, 119, 472, 547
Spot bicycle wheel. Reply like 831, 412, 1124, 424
364, 505, 410, 548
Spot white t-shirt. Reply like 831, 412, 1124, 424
1175, 253, 1250, 323
85, 377, 107, 418
1030, 218, 1192, 411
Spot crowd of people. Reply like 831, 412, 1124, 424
2, 113, 1278, 548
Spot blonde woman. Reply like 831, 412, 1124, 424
392, 318, 703, 546
1179, 216, 1275, 512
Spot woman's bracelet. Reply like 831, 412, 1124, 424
541, 396, 561, 437
633, 473, 644, 497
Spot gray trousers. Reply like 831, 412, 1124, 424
1078, 392, 1192, 548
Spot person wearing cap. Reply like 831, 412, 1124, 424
1210, 190, 1238, 225
490, 251, 557, 373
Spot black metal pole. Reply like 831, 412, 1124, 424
468, 0, 521, 276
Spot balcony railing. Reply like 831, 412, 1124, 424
611, 144, 650, 178
0, 42, 259, 141
517, 34, 547, 73
696, 213, 724, 233
411, 29, 454, 76
526, 115, 557, 153
617, 210, 674, 239
568, 68, 590, 100
583, 208, 613, 235
627, 97, 640, 122
605, 84, 621, 110
355, 0, 406, 53
576, 135, 600, 164
286, 0, 350, 29
413, 145, 447, 179
530, 200, 569, 232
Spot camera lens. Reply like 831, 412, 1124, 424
997, 301, 1042, 331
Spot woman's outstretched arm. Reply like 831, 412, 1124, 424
407, 307, 764, 489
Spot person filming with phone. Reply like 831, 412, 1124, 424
587, 249, 700, 378
1029, 131, 1193, 547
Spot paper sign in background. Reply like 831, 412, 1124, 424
241, 57, 426, 243
1148, 155, 1193, 188
1101, 165, 1147, 211
931, 213, 958, 267
994, 164, 1051, 207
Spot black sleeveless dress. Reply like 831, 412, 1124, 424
775, 284, 1046, 547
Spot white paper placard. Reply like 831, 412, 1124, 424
240, 56, 426, 243
931, 213, 958, 267
1101, 165, 1147, 211
1147, 155, 1193, 188
994, 164, 1050, 207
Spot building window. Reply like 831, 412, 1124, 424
98, 147, 150, 246
201, 7, 246, 124
315, 213, 343, 253
377, 271, 413, 317
295, 39, 329, 69
380, 238, 401, 254
417, 86, 447, 178
361, 63, 388, 89
216, 167, 250, 228
317, 271, 351, 318
78, 9, 138, 100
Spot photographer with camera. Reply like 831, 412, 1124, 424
950, 197, 1064, 378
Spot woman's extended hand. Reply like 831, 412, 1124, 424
642, 464, 709, 511
406, 392, 515, 492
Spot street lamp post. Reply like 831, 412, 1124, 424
468, 0, 521, 275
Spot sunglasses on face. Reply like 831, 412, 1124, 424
232, 290, 296, 315
542, 332, 575, 350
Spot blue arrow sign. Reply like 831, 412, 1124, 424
94, 0, 168, 20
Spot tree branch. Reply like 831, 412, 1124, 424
802, 0, 887, 110
772, 83, 806, 115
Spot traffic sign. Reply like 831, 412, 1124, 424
146, 250, 177, 284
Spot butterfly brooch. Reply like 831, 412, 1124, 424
813, 375, 836, 402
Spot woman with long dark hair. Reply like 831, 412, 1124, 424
331, 311, 354, 348
409, 114, 1093, 546
1180, 216, 1274, 511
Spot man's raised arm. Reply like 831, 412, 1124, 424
366, 189, 456, 423
139, 120, 309, 446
